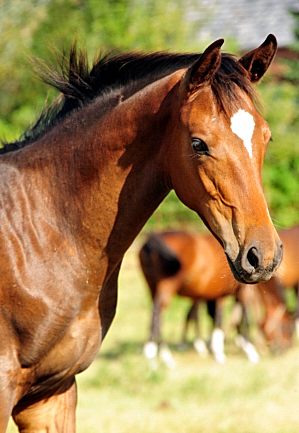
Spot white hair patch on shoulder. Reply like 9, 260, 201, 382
230, 109, 255, 158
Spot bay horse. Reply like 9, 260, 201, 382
0, 36, 281, 432
140, 231, 292, 366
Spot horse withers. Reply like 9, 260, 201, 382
0, 35, 281, 432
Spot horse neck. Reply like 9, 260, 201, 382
26, 72, 181, 268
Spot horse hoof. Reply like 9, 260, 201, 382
144, 341, 158, 359
159, 344, 176, 369
214, 353, 226, 364
235, 335, 260, 363
193, 338, 209, 357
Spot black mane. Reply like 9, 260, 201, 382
1, 44, 256, 154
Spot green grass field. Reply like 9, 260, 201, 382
7, 238, 299, 433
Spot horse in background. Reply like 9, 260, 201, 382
139, 231, 292, 367
0, 36, 281, 432
181, 225, 299, 358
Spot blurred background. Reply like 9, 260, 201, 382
2, 1, 299, 432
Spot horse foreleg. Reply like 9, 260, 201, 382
181, 300, 199, 343
144, 296, 161, 368
208, 299, 226, 364
12, 377, 77, 433
181, 300, 208, 357
234, 301, 260, 363
144, 293, 176, 369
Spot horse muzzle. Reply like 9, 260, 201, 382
226, 239, 283, 284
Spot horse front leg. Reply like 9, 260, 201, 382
144, 296, 168, 369
12, 377, 77, 433
208, 298, 226, 364
144, 290, 176, 369
181, 300, 200, 344
181, 300, 208, 357
234, 295, 260, 363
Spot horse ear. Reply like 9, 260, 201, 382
184, 39, 224, 93
239, 34, 277, 83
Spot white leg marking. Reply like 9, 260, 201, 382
194, 338, 209, 357
210, 328, 226, 364
235, 335, 260, 363
144, 341, 158, 359
231, 109, 255, 158
159, 343, 176, 369
144, 341, 159, 370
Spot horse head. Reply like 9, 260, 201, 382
168, 35, 282, 284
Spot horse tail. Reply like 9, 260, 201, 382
139, 233, 182, 278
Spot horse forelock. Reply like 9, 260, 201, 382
1, 45, 256, 154
210, 55, 259, 118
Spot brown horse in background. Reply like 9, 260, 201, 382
139, 231, 292, 367
0, 36, 281, 432
183, 225, 299, 357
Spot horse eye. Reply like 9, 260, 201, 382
192, 138, 210, 155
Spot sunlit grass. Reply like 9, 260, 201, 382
7, 238, 299, 432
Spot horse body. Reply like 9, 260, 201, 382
140, 230, 245, 365
0, 36, 281, 432
143, 231, 237, 301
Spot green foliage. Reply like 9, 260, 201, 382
259, 81, 299, 226
0, 0, 205, 136
282, 11, 299, 84
87, 0, 205, 52
257, 9, 299, 227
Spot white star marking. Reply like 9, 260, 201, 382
230, 109, 255, 158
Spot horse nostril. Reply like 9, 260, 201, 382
241, 243, 262, 275
247, 246, 260, 269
